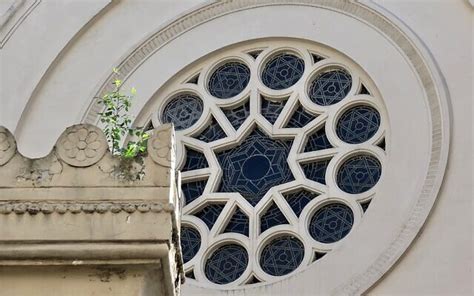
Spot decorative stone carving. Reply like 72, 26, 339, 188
0, 201, 175, 215
148, 123, 174, 167
0, 127, 16, 166
56, 124, 107, 167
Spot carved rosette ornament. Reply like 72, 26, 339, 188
56, 124, 108, 167
148, 124, 174, 167
0, 127, 16, 166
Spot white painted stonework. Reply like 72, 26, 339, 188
1, 0, 472, 295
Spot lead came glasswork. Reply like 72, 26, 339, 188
205, 244, 248, 284
260, 236, 305, 276
309, 203, 354, 243
262, 53, 305, 90
337, 155, 382, 194
208, 62, 250, 99
308, 69, 352, 106
337, 105, 381, 144
217, 129, 294, 206
155, 40, 387, 286
181, 226, 201, 263
162, 94, 203, 130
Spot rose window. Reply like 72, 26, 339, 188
144, 39, 388, 287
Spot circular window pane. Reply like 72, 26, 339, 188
337, 155, 382, 194
309, 203, 354, 243
205, 244, 248, 284
162, 94, 203, 130
337, 105, 381, 144
308, 69, 352, 105
181, 226, 201, 263
260, 236, 304, 276
208, 62, 250, 99
262, 53, 305, 90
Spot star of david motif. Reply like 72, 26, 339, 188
262, 54, 305, 90
205, 245, 248, 284
309, 70, 352, 106
208, 62, 250, 99
181, 226, 201, 263
162, 94, 203, 130
337, 106, 381, 144
260, 236, 305, 276
309, 204, 354, 243
337, 155, 381, 194
216, 128, 295, 206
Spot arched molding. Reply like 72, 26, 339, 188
79, 0, 450, 295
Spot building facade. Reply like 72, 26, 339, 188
1, 0, 472, 295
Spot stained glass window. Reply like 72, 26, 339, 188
261, 96, 286, 124
217, 129, 294, 206
223, 100, 250, 130
181, 147, 208, 172
308, 69, 352, 106
162, 94, 203, 130
337, 105, 380, 144
153, 40, 387, 286
208, 62, 250, 99
337, 155, 381, 194
260, 236, 304, 276
205, 244, 248, 284
181, 226, 201, 263
309, 203, 354, 243
262, 53, 305, 90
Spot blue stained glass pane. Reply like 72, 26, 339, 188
260, 236, 304, 276
360, 199, 371, 212
309, 203, 354, 243
195, 117, 227, 143
224, 208, 249, 236
181, 226, 201, 263
285, 104, 316, 128
217, 129, 294, 206
208, 62, 250, 99
308, 69, 352, 106
162, 94, 203, 130
301, 159, 331, 185
223, 100, 250, 130
205, 244, 248, 284
182, 179, 207, 205
304, 127, 332, 152
284, 189, 318, 217
195, 203, 225, 230
337, 155, 381, 194
182, 147, 208, 171
260, 202, 289, 233
261, 97, 286, 124
262, 54, 305, 90
337, 105, 380, 144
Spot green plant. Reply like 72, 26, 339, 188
97, 68, 149, 159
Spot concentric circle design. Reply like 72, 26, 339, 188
260, 236, 305, 276
262, 53, 305, 90
181, 226, 201, 263
309, 203, 354, 243
337, 155, 382, 194
150, 40, 387, 287
308, 69, 352, 105
337, 106, 381, 144
205, 244, 248, 284
162, 94, 203, 130
208, 62, 250, 99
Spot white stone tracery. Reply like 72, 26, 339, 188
139, 39, 388, 288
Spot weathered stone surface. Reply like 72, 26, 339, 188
0, 124, 183, 296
